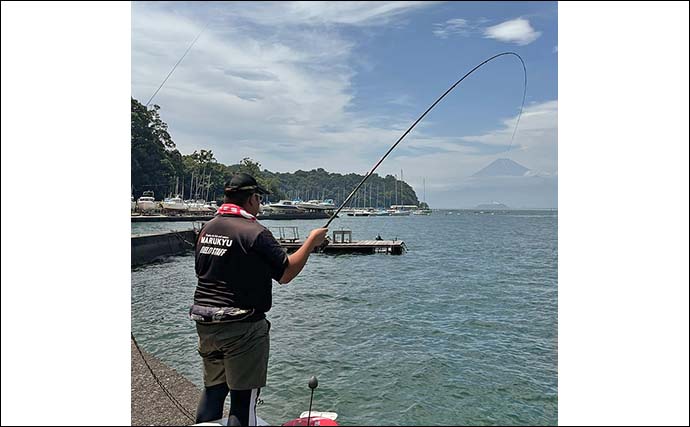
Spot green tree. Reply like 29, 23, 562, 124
130, 97, 423, 206
131, 98, 182, 199
238, 157, 262, 176
236, 157, 274, 193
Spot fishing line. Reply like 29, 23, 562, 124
145, 22, 209, 108
323, 52, 527, 228
131, 332, 196, 422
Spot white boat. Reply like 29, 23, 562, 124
319, 199, 336, 209
388, 204, 416, 216
268, 200, 305, 212
413, 178, 432, 215
297, 200, 322, 210
161, 195, 189, 212
186, 199, 214, 213
346, 209, 371, 217
297, 200, 337, 215
136, 191, 158, 212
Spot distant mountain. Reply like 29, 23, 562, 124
472, 158, 530, 177
475, 202, 510, 210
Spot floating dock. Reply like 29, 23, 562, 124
276, 229, 406, 255
279, 239, 406, 255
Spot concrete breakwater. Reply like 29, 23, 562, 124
131, 230, 196, 266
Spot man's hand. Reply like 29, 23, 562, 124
280, 227, 330, 284
307, 228, 329, 249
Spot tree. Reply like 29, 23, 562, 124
130, 98, 423, 206
238, 157, 262, 176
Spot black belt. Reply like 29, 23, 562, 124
189, 304, 255, 323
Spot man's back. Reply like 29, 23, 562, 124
194, 215, 287, 319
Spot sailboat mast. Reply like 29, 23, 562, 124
400, 169, 404, 205
206, 172, 211, 201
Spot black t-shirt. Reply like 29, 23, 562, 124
193, 215, 288, 321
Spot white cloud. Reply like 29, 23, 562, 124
432, 17, 488, 39
386, 94, 415, 107
432, 17, 541, 46
432, 18, 470, 39
483, 18, 542, 45
220, 1, 437, 27
132, 6, 361, 155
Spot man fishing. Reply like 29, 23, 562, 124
185, 52, 526, 426
190, 172, 328, 425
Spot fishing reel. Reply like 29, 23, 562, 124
314, 236, 331, 253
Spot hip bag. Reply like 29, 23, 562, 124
189, 304, 255, 323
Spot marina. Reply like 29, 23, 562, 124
131, 211, 334, 221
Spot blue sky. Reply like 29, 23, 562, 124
132, 1, 558, 208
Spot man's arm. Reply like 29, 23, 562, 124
279, 228, 328, 284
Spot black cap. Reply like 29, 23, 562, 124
224, 172, 270, 194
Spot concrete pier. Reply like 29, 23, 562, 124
131, 339, 200, 426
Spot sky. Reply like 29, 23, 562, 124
131, 1, 558, 208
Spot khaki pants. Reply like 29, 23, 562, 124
196, 319, 270, 390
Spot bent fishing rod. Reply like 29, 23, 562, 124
322, 51, 527, 229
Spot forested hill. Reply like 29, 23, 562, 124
263, 168, 418, 208
131, 97, 420, 207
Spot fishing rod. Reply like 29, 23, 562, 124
323, 51, 527, 228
